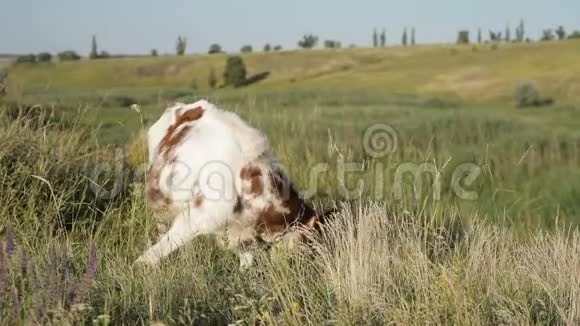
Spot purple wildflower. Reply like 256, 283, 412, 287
0, 246, 6, 298
4, 227, 15, 259
86, 240, 97, 278
66, 285, 77, 307
73, 240, 98, 304
60, 248, 69, 282
48, 244, 57, 270
20, 251, 28, 277
12, 287, 20, 318
47, 244, 58, 306
29, 260, 37, 292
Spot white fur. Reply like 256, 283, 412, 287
136, 100, 269, 266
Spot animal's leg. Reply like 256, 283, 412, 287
135, 209, 220, 266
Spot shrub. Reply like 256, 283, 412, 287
298, 34, 318, 49
263, 44, 271, 52
273, 45, 282, 51
513, 81, 553, 108
324, 40, 342, 49
58, 51, 81, 62
541, 29, 555, 41
151, 49, 159, 56
99, 51, 111, 59
223, 56, 247, 87
16, 54, 36, 64
240, 45, 253, 53
208, 44, 223, 54
489, 30, 502, 42
37, 52, 52, 63
457, 31, 470, 44
568, 30, 580, 39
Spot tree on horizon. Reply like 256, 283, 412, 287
380, 29, 386, 47
176, 36, 187, 55
90, 35, 98, 59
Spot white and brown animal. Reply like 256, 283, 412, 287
136, 100, 321, 267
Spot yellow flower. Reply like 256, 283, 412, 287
293, 302, 300, 311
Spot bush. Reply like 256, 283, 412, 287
151, 49, 159, 56
513, 81, 553, 108
457, 31, 470, 44
99, 51, 111, 59
263, 44, 271, 52
568, 30, 580, 39
16, 54, 36, 64
324, 40, 342, 49
37, 52, 52, 63
298, 34, 318, 49
240, 45, 253, 53
58, 51, 81, 61
273, 45, 283, 51
223, 56, 247, 87
208, 44, 223, 54
541, 29, 555, 41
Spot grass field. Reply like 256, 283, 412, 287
1, 41, 580, 324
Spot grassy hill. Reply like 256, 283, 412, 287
3, 41, 580, 324
6, 40, 580, 104
0, 57, 13, 70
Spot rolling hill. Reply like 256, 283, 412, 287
6, 40, 580, 105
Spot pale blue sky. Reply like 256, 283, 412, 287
1, 0, 579, 55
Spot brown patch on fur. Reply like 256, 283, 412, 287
257, 205, 288, 234
240, 165, 263, 195
146, 166, 171, 211
162, 126, 191, 152
255, 168, 317, 236
193, 193, 204, 207
159, 106, 204, 156
146, 106, 204, 219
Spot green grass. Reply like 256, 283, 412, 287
1, 41, 580, 324
7, 40, 580, 104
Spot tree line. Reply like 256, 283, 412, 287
13, 22, 580, 64
458, 20, 580, 44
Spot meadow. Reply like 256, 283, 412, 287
1, 40, 580, 324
